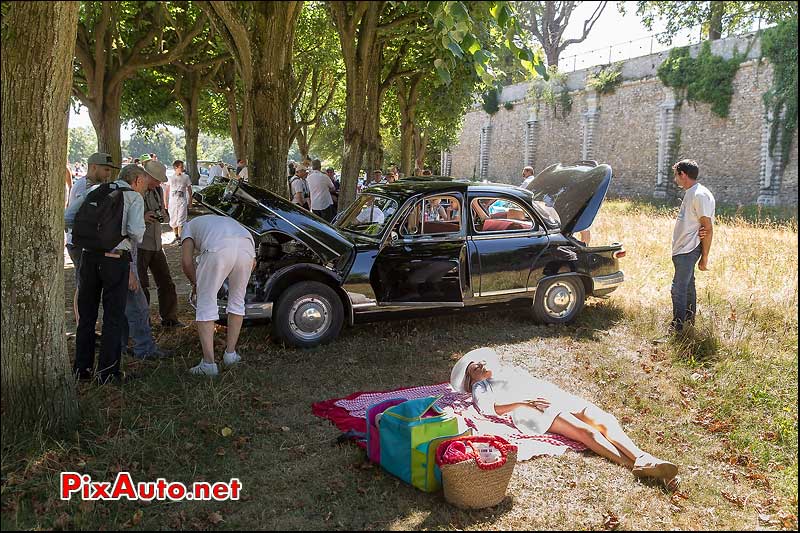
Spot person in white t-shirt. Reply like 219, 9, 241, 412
670, 159, 715, 333
306, 159, 336, 222
290, 164, 310, 210
181, 215, 256, 376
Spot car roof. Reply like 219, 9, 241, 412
365, 179, 534, 204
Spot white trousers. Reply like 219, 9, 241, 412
195, 239, 254, 322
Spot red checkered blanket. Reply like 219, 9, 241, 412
313, 382, 586, 460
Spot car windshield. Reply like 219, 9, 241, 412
337, 194, 398, 237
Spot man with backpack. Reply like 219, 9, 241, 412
65, 164, 150, 385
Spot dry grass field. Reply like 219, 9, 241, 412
1, 199, 797, 530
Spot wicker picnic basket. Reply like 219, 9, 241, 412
436, 435, 517, 509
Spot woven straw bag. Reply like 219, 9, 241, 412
438, 437, 517, 509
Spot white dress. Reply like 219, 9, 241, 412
167, 171, 192, 228
472, 366, 591, 434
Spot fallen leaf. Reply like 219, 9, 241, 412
208, 511, 224, 525
131, 509, 143, 525
281, 426, 290, 432
602, 511, 621, 530
221, 427, 233, 437
216, 447, 226, 457
721, 491, 745, 508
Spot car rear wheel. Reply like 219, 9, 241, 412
532, 276, 585, 325
272, 281, 344, 348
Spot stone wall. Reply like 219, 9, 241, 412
447, 33, 798, 206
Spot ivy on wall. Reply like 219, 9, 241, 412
481, 88, 500, 115
586, 63, 624, 95
529, 67, 572, 118
760, 17, 798, 169
657, 41, 746, 118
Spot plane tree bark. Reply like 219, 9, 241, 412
202, 1, 302, 195
1, 1, 80, 437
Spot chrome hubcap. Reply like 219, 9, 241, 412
543, 281, 576, 319
289, 296, 331, 340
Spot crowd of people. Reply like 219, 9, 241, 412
64, 152, 204, 384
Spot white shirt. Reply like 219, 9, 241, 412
238, 166, 249, 181
181, 214, 255, 256
290, 176, 309, 205
355, 205, 385, 224
208, 165, 225, 180
305, 170, 334, 210
65, 177, 90, 245
520, 175, 535, 189
672, 182, 715, 256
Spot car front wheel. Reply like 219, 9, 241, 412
532, 276, 585, 325
272, 281, 344, 348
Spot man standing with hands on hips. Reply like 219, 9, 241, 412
670, 159, 715, 334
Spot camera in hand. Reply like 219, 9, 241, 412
153, 207, 165, 223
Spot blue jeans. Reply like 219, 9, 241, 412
121, 285, 157, 357
671, 245, 702, 331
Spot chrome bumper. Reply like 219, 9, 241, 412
592, 271, 624, 293
217, 301, 273, 319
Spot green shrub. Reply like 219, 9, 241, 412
657, 41, 746, 118
586, 63, 623, 95
761, 17, 798, 171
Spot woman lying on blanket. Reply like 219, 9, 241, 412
451, 347, 678, 488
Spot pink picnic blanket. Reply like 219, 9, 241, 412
312, 382, 586, 461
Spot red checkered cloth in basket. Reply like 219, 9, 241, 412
313, 382, 586, 460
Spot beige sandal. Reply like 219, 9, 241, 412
632, 453, 679, 480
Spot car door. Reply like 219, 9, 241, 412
467, 195, 550, 297
371, 193, 467, 306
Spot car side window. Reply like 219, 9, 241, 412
399, 194, 462, 237
471, 197, 537, 233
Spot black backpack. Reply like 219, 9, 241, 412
72, 182, 132, 252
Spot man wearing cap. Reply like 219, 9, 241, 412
65, 164, 150, 385
290, 164, 310, 210
65, 152, 119, 323
138, 159, 183, 328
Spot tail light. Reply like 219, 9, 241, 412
613, 250, 626, 259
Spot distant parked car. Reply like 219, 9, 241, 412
193, 162, 625, 347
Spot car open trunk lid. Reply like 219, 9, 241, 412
523, 162, 613, 234
193, 180, 355, 264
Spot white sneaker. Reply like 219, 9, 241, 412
189, 361, 219, 376
223, 351, 242, 366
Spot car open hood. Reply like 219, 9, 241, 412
193, 181, 355, 264
523, 162, 612, 234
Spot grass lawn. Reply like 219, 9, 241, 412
1, 200, 797, 530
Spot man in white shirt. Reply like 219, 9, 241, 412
306, 159, 337, 222
207, 160, 225, 182
670, 159, 715, 333
520, 166, 535, 188
290, 164, 310, 210
181, 215, 256, 376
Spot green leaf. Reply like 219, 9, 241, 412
534, 62, 549, 80
498, 5, 512, 28
447, 40, 464, 58
461, 33, 480, 55
450, 1, 469, 21
434, 58, 452, 84
427, 1, 444, 14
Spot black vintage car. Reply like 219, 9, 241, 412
193, 162, 625, 347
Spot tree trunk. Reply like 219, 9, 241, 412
397, 75, 421, 177
1, 1, 80, 437
179, 71, 202, 185
413, 126, 427, 172
246, 3, 300, 196
224, 88, 246, 161
87, 84, 123, 165
296, 127, 310, 161
545, 46, 559, 68
331, 1, 383, 210
708, 1, 724, 40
